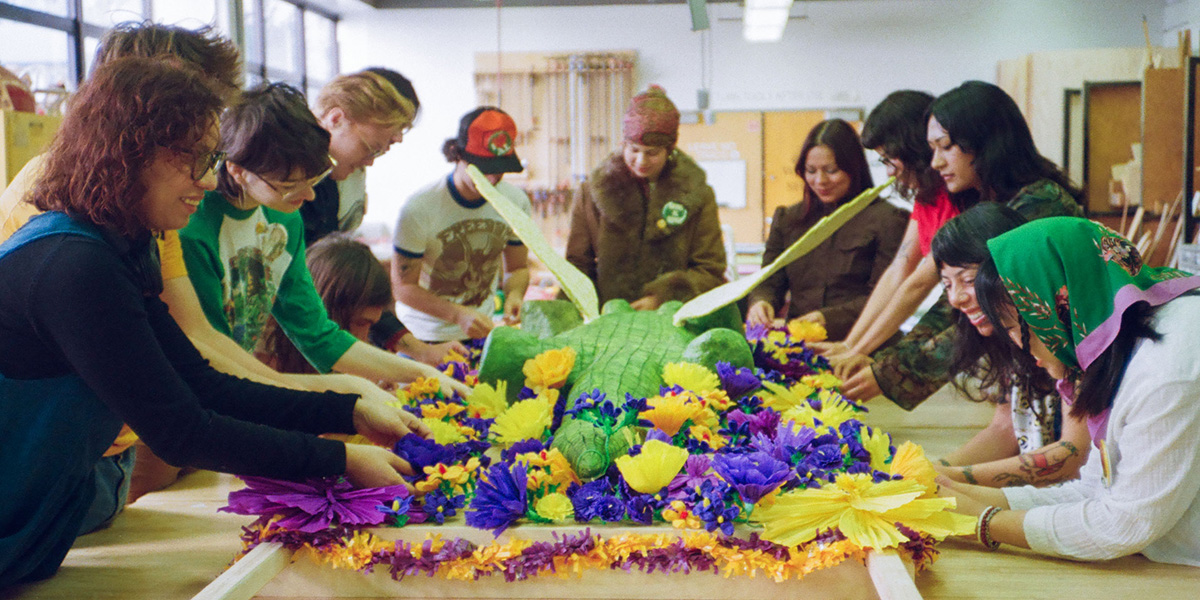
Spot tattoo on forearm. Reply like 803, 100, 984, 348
938, 458, 951, 467
961, 465, 977, 485
994, 441, 1081, 487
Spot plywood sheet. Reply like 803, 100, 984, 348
1142, 68, 1185, 213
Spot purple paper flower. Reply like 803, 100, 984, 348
466, 463, 528, 535
625, 494, 664, 525
745, 323, 770, 341
222, 476, 410, 533
645, 428, 672, 444
595, 495, 627, 522
501, 438, 547, 462
378, 495, 413, 527
751, 421, 818, 465
691, 480, 739, 536
393, 434, 463, 473
710, 451, 793, 504
725, 409, 779, 438
805, 443, 846, 471
716, 362, 761, 398
667, 455, 719, 499
421, 489, 465, 524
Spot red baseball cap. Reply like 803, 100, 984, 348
456, 106, 523, 174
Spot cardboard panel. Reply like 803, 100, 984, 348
678, 112, 764, 247
761, 111, 829, 234
1142, 68, 1185, 213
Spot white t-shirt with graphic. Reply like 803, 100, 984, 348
392, 174, 531, 341
336, 168, 368, 233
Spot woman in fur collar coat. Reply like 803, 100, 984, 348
565, 86, 726, 309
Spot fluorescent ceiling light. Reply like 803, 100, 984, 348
743, 0, 793, 43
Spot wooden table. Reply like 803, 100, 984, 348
6, 389, 1200, 599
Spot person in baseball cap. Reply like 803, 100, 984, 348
390, 106, 532, 343
448, 106, 524, 175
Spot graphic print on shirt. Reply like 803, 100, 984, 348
427, 218, 508, 308
221, 216, 292, 351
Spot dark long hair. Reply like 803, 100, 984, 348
931, 204, 1053, 404
29, 57, 222, 237
974, 257, 1161, 418
861, 90, 942, 204
929, 81, 1083, 208
216, 83, 332, 199
794, 119, 873, 208
261, 234, 393, 373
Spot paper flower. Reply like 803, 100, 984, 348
889, 441, 938, 497
405, 376, 442, 400
715, 361, 761, 398
786, 319, 828, 343
491, 396, 553, 446
640, 392, 704, 436
466, 463, 529, 534
751, 472, 974, 550
421, 489, 466, 524
421, 401, 466, 420
523, 347, 576, 391
710, 451, 793, 504
662, 500, 703, 529
662, 362, 721, 393
861, 426, 894, 473
534, 492, 575, 522
780, 390, 860, 433
688, 424, 727, 451
615, 439, 689, 494
760, 380, 815, 412
801, 373, 842, 391
221, 476, 409, 533
377, 495, 413, 526
465, 381, 509, 419
422, 418, 467, 444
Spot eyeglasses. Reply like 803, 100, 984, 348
351, 123, 390, 161
248, 165, 333, 202
171, 147, 226, 181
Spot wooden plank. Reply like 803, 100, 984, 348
867, 550, 922, 600
192, 543, 294, 600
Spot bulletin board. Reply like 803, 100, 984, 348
1141, 67, 1185, 214
1082, 81, 1141, 215
678, 112, 764, 247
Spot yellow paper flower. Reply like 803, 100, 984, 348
752, 472, 974, 550
801, 373, 842, 390
405, 377, 442, 400
490, 397, 552, 445
661, 362, 720, 393
465, 381, 508, 419
699, 389, 733, 412
523, 347, 576, 391
534, 492, 575, 522
640, 392, 704, 436
614, 439, 689, 494
861, 426, 894, 473
786, 319, 828, 343
688, 424, 727, 451
760, 380, 815, 412
662, 500, 702, 529
889, 441, 939, 498
422, 418, 467, 444
422, 401, 466, 420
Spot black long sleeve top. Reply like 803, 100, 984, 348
0, 230, 357, 480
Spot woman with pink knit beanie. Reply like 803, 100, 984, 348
565, 85, 726, 309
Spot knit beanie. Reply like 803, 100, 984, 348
623, 85, 679, 148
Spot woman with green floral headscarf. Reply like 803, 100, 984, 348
939, 217, 1200, 564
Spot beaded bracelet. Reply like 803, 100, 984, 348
977, 505, 1002, 550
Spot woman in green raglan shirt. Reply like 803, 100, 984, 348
179, 83, 468, 397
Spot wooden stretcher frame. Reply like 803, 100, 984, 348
191, 523, 924, 600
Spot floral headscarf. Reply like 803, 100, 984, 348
987, 217, 1200, 372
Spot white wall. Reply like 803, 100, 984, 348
340, 0, 1165, 230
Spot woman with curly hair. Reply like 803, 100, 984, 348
0, 57, 427, 588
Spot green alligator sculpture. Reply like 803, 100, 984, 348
478, 298, 753, 478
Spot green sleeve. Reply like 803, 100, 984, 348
269, 218, 357, 373
179, 208, 234, 337
870, 294, 957, 411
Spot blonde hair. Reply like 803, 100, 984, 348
316, 70, 415, 130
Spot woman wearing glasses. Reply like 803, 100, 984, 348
179, 84, 468, 398
0, 58, 429, 588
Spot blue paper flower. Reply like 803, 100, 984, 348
422, 489, 465, 525
466, 463, 528, 535
716, 361, 761, 398
710, 451, 793, 504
